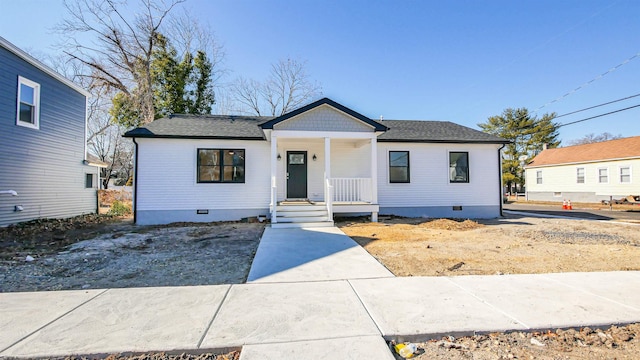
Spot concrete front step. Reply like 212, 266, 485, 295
276, 204, 327, 211
276, 210, 328, 217
271, 221, 335, 228
276, 216, 329, 223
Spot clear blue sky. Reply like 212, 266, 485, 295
1, 0, 639, 143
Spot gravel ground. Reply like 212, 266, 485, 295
392, 323, 640, 359
0, 220, 264, 292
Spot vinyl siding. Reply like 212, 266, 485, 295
274, 138, 373, 201
136, 138, 271, 211
526, 158, 640, 200
0, 45, 96, 227
377, 143, 502, 207
274, 105, 373, 132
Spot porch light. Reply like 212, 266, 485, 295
277, 153, 281, 161
312, 154, 317, 161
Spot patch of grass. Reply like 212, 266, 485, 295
108, 200, 132, 216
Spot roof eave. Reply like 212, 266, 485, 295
123, 134, 266, 140
0, 36, 90, 97
378, 139, 511, 144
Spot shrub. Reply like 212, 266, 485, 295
108, 200, 132, 216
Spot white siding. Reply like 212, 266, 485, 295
274, 138, 373, 201
526, 158, 640, 196
136, 138, 271, 211
275, 140, 325, 201
274, 105, 373, 132
377, 143, 502, 207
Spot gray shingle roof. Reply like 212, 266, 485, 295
124, 115, 508, 144
124, 114, 272, 139
378, 120, 509, 144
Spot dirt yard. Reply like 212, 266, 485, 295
396, 323, 640, 359
338, 215, 640, 276
0, 216, 264, 292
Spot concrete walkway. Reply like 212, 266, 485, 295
2, 271, 640, 359
247, 226, 394, 283
2, 226, 640, 358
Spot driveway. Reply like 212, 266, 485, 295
504, 203, 640, 222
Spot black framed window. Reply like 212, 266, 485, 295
449, 152, 469, 183
197, 149, 245, 183
389, 151, 410, 183
85, 173, 94, 188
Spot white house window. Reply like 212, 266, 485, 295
576, 167, 585, 184
536, 170, 542, 184
389, 151, 410, 183
197, 149, 245, 183
620, 166, 631, 183
598, 168, 608, 183
16, 76, 40, 129
449, 152, 469, 183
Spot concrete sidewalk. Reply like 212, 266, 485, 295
247, 226, 394, 283
2, 271, 640, 359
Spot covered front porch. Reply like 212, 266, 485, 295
268, 131, 380, 226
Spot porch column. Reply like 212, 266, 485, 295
370, 135, 378, 222
324, 137, 331, 179
270, 134, 278, 222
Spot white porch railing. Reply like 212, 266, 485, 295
329, 178, 373, 202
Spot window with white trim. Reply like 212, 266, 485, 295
576, 167, 585, 184
598, 168, 608, 183
536, 170, 542, 184
620, 166, 631, 183
16, 76, 40, 129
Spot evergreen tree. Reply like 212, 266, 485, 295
478, 108, 560, 191
110, 33, 215, 125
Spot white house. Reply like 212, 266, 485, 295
124, 98, 509, 227
525, 136, 640, 203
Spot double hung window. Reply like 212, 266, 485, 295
17, 76, 40, 129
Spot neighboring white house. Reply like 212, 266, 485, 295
124, 98, 509, 227
525, 136, 640, 203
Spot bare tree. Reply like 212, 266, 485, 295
231, 58, 322, 116
567, 132, 623, 146
56, 0, 185, 126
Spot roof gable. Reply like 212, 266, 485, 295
259, 98, 388, 131
273, 104, 375, 132
528, 136, 640, 167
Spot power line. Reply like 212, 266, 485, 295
557, 104, 640, 128
553, 92, 640, 119
536, 51, 640, 112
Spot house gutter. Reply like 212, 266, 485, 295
132, 137, 139, 224
498, 143, 506, 217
